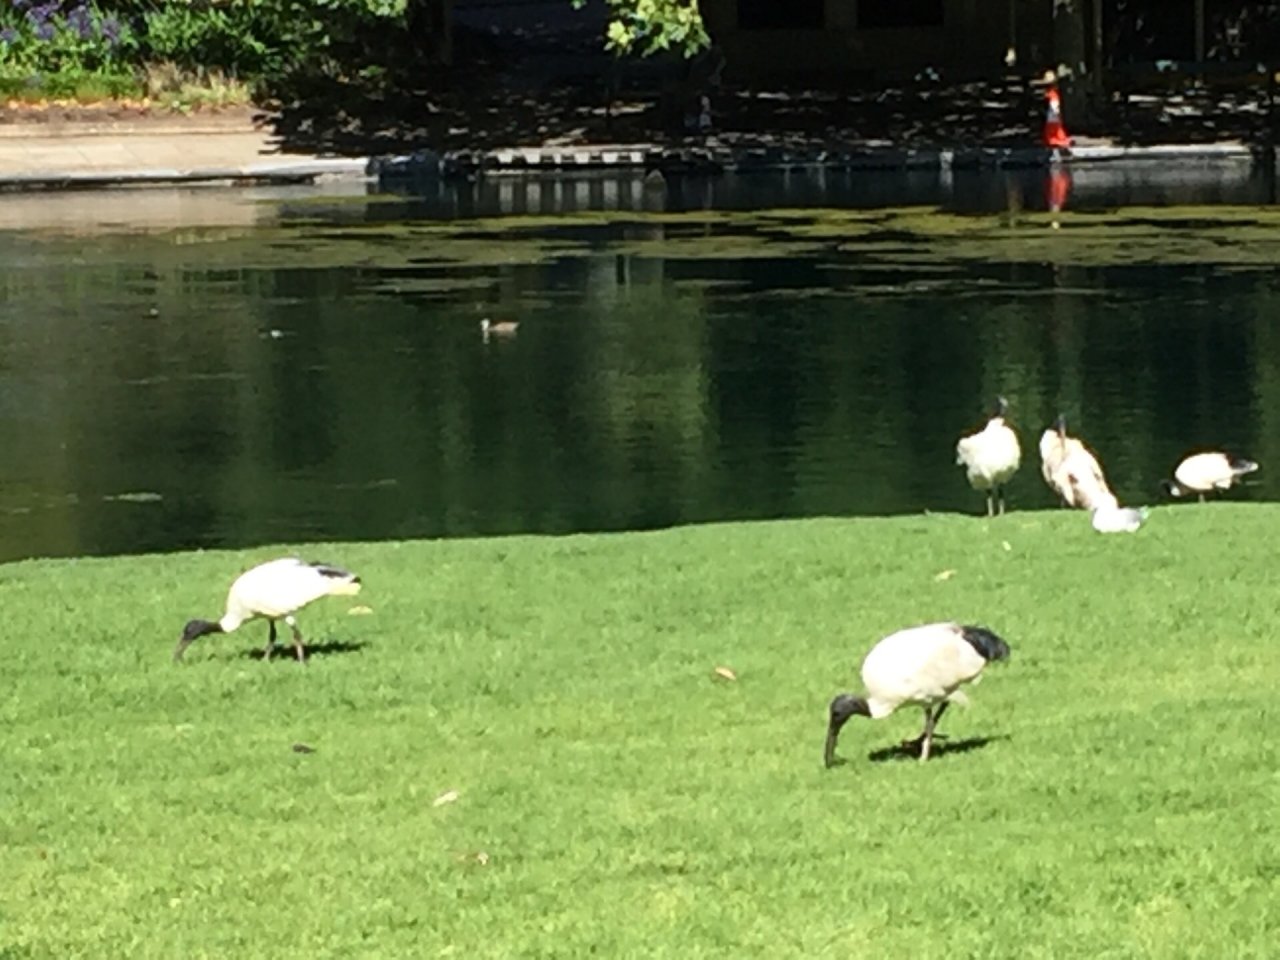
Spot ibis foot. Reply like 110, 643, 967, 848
899, 733, 949, 755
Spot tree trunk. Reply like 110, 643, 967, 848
1052, 0, 1099, 130
406, 0, 453, 67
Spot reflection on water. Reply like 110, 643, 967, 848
1, 176, 1280, 561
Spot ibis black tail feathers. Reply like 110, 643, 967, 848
959, 625, 1011, 662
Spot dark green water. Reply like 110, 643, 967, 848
2, 188, 1279, 562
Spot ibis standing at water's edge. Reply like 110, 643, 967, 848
956, 396, 1021, 516
1163, 452, 1259, 502
174, 558, 362, 663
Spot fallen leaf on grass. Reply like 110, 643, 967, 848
291, 742, 316, 754
934, 569, 956, 581
713, 666, 737, 681
348, 605, 373, 615
1002, 541, 1012, 551
433, 789, 460, 807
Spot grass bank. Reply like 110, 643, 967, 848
2, 507, 1276, 957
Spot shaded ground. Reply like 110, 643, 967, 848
1, 18, 1276, 153
255, 74, 1280, 156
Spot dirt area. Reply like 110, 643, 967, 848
0, 100, 263, 131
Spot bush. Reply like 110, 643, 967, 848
0, 0, 411, 100
0, 0, 138, 97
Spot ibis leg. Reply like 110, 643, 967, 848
262, 621, 278, 661
285, 616, 307, 663
902, 701, 949, 757
998, 487, 1007, 516
986, 492, 994, 518
919, 704, 944, 762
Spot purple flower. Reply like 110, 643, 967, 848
100, 14, 119, 43
67, 4, 91, 37
33, 20, 53, 40
0, 26, 17, 44
24, 1, 56, 26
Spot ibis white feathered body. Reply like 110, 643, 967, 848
825, 622, 1010, 766
1039, 417, 1117, 510
956, 398, 1021, 516
1091, 504, 1148, 534
1167, 452, 1259, 501
174, 557, 362, 662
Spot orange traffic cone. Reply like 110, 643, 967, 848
1042, 85, 1073, 148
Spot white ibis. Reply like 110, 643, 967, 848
480, 318, 519, 342
825, 622, 1011, 767
1091, 504, 1148, 534
1039, 414, 1118, 510
956, 396, 1021, 516
1163, 452, 1259, 502
174, 558, 362, 663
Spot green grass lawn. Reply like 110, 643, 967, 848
2, 507, 1276, 958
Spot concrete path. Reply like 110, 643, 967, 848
0, 119, 368, 189
0, 112, 1265, 191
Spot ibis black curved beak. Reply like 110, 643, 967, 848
174, 619, 221, 663
825, 694, 867, 768
824, 723, 841, 768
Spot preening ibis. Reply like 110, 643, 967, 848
1163, 452, 1259, 502
956, 396, 1021, 516
825, 622, 1011, 767
1039, 414, 1117, 510
174, 558, 362, 663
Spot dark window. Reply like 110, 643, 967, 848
857, 0, 944, 29
738, 0, 823, 30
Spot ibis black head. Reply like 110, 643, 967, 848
991, 396, 1010, 419
174, 618, 222, 662
1160, 478, 1182, 498
825, 694, 870, 768
1053, 413, 1068, 436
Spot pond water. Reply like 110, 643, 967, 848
2, 166, 1280, 562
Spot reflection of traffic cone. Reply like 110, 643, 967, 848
1045, 167, 1072, 212
1042, 85, 1073, 148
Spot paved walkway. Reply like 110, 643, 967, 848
0, 120, 367, 188
0, 113, 1265, 191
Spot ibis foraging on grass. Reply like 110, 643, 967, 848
174, 558, 362, 663
1163, 452, 1259, 502
825, 622, 1010, 767
956, 396, 1021, 516
1039, 414, 1118, 510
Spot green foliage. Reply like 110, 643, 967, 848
2, 509, 1278, 955
0, 0, 411, 99
0, 1, 138, 97
574, 0, 709, 56
136, 0, 409, 85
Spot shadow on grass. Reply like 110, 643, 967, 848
866, 734, 1007, 764
238, 639, 370, 662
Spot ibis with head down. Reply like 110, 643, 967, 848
825, 622, 1011, 767
956, 396, 1021, 516
174, 557, 362, 663
1163, 451, 1259, 502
